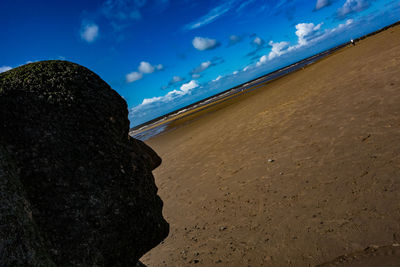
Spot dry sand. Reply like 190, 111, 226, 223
141, 25, 400, 266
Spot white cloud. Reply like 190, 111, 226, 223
191, 61, 212, 74
346, 19, 354, 25
331, 19, 354, 32
142, 96, 163, 105
268, 41, 290, 60
253, 19, 357, 68
136, 80, 199, 108
256, 55, 268, 66
185, 3, 231, 30
295, 22, 323, 46
255, 40, 290, 66
338, 0, 370, 18
315, 0, 330, 10
213, 75, 222, 82
253, 36, 263, 46
232, 70, 239, 75
81, 23, 99, 43
138, 61, 155, 73
192, 37, 218, 51
180, 80, 199, 93
130, 79, 201, 125
294, 20, 353, 47
127, 61, 163, 82
254, 22, 322, 66
192, 74, 201, 79
0, 66, 12, 73
126, 71, 143, 83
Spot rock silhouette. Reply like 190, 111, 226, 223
0, 61, 169, 266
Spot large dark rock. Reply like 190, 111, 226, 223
0, 61, 169, 266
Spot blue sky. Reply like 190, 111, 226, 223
1, 0, 399, 127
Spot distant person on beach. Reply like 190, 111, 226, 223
351, 39, 355, 46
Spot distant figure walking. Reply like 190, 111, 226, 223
351, 39, 355, 46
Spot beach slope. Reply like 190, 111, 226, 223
142, 24, 400, 266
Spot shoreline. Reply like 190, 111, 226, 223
130, 21, 400, 141
141, 22, 400, 266
130, 46, 343, 140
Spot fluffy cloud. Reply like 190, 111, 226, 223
254, 23, 321, 66
255, 40, 289, 66
126, 71, 143, 83
191, 61, 212, 74
298, 19, 354, 46
127, 61, 163, 83
0, 66, 12, 73
338, 0, 370, 18
142, 96, 163, 105
180, 80, 199, 93
130, 79, 201, 125
256, 55, 268, 66
315, 0, 331, 10
295, 22, 323, 46
268, 41, 290, 60
192, 37, 219, 51
136, 80, 199, 107
138, 61, 155, 73
138, 61, 163, 73
192, 74, 201, 79
81, 23, 99, 43
253, 19, 356, 68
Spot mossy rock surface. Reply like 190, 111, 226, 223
0, 61, 168, 266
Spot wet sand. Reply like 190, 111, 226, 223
141, 24, 400, 266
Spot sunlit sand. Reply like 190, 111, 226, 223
141, 24, 400, 266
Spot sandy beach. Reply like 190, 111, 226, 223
140, 24, 400, 266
